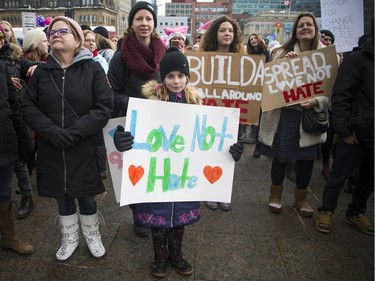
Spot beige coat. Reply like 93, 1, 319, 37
259, 42, 329, 148
141, 80, 203, 105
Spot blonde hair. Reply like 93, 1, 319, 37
25, 47, 48, 62
0, 20, 17, 44
142, 80, 202, 105
95, 34, 115, 51
157, 83, 200, 105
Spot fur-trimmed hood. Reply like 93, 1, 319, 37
141, 80, 203, 105
0, 42, 23, 61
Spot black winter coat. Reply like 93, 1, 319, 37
0, 61, 31, 166
20, 50, 113, 199
331, 37, 374, 150
108, 51, 161, 118
0, 43, 34, 81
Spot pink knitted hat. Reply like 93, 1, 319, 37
48, 16, 84, 44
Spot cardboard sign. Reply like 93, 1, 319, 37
261, 45, 339, 111
320, 0, 363, 53
186, 51, 265, 124
103, 117, 126, 203
119, 98, 240, 206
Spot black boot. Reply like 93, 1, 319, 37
16, 196, 34, 219
151, 228, 168, 278
168, 226, 193, 276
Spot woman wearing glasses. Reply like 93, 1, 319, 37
20, 16, 113, 261
83, 30, 108, 73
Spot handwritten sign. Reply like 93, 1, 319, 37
261, 46, 338, 111
103, 117, 126, 203
320, 0, 363, 53
119, 98, 240, 206
186, 51, 264, 124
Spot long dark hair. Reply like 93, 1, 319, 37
246, 33, 268, 54
277, 12, 320, 56
199, 16, 244, 53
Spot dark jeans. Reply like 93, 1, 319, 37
57, 194, 97, 216
321, 112, 336, 164
14, 158, 32, 197
318, 139, 374, 216
27, 137, 38, 176
0, 161, 16, 202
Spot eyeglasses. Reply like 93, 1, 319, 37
48, 28, 72, 38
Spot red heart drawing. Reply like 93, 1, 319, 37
203, 166, 223, 184
128, 165, 144, 186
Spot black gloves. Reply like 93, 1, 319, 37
114, 125, 134, 152
49, 128, 75, 149
229, 141, 244, 161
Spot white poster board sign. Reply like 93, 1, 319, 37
320, 0, 364, 52
120, 98, 240, 206
22, 12, 36, 35
103, 117, 126, 203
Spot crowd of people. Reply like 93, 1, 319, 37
0, 3, 373, 278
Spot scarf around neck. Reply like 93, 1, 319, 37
121, 35, 166, 80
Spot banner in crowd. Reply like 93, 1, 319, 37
320, 0, 363, 53
186, 51, 265, 124
103, 117, 127, 203
261, 45, 339, 111
118, 98, 240, 206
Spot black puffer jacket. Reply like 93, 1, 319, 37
331, 36, 374, 150
20, 49, 113, 199
0, 61, 31, 166
108, 51, 161, 118
0, 42, 34, 80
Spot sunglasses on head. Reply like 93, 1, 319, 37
48, 28, 72, 38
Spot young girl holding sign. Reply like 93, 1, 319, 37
199, 15, 245, 211
114, 47, 244, 278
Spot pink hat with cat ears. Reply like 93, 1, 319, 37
197, 19, 213, 35
164, 26, 188, 42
